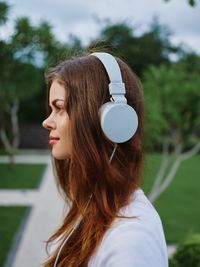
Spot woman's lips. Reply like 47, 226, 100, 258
49, 137, 60, 145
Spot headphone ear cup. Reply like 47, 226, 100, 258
100, 102, 138, 143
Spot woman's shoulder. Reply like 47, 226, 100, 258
88, 188, 168, 267
106, 187, 166, 244
115, 187, 163, 228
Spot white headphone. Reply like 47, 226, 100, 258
91, 52, 138, 143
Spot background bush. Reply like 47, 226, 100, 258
169, 233, 200, 267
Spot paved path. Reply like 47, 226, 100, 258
0, 154, 176, 267
0, 154, 49, 164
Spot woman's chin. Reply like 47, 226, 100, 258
51, 149, 69, 160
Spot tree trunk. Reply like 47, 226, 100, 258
148, 137, 170, 196
0, 99, 20, 165
11, 98, 20, 148
148, 142, 200, 203
0, 127, 15, 165
0, 127, 12, 152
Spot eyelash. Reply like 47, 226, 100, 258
49, 106, 64, 114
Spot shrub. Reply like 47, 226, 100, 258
169, 234, 200, 267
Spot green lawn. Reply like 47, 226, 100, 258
0, 149, 7, 155
142, 154, 200, 244
0, 206, 28, 267
0, 163, 46, 189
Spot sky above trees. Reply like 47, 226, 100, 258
1, 0, 200, 54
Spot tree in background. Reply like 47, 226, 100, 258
0, 2, 77, 161
164, 0, 196, 7
0, 17, 42, 160
89, 19, 178, 77
143, 53, 200, 202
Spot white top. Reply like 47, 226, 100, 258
88, 188, 168, 267
49, 188, 168, 267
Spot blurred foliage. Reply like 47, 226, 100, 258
88, 19, 178, 77
164, 0, 197, 7
169, 233, 200, 267
143, 53, 200, 151
0, 1, 8, 25
0, 1, 77, 129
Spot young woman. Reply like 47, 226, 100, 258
42, 52, 168, 267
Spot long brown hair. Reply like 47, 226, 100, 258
42, 52, 144, 267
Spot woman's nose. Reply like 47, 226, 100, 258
42, 116, 56, 130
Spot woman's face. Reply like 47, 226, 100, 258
42, 79, 71, 159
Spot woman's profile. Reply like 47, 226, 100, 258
42, 51, 168, 267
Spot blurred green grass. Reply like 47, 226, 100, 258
0, 163, 46, 189
0, 206, 28, 267
0, 149, 7, 155
142, 153, 200, 243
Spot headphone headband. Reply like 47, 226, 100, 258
91, 52, 126, 103
91, 52, 123, 83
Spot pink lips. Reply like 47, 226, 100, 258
49, 136, 60, 145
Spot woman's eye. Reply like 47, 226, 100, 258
55, 106, 65, 113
